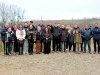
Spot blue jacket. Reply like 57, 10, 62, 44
1, 26, 8, 41
91, 27, 100, 40
69, 34, 74, 44
73, 27, 80, 32
82, 29, 92, 40
51, 26, 61, 37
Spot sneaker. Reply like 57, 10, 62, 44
83, 51, 86, 53
98, 52, 100, 54
66, 49, 68, 51
23, 52, 25, 55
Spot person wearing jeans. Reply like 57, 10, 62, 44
82, 25, 92, 54
59, 25, 68, 53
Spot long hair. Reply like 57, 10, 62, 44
18, 24, 23, 30
74, 30, 81, 37
44, 27, 51, 34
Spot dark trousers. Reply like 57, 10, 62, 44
6, 42, 12, 54
69, 42, 75, 51
3, 41, 7, 55
53, 36, 59, 51
81, 38, 84, 52
94, 39, 100, 53
44, 42, 50, 54
28, 39, 34, 54
17, 40, 24, 55
14, 38, 18, 52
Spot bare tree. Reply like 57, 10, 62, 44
0, 2, 27, 25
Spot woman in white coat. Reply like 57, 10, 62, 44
16, 24, 26, 55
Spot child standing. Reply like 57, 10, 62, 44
73, 30, 82, 54
5, 28, 14, 56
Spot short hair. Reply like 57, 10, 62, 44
30, 21, 33, 23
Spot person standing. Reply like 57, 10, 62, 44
92, 23, 100, 54
23, 22, 29, 54
16, 24, 26, 55
73, 30, 82, 54
27, 25, 36, 55
59, 25, 68, 53
51, 22, 61, 53
5, 28, 14, 56
68, 27, 74, 52
1, 23, 9, 55
36, 20, 45, 52
12, 24, 18, 53
72, 24, 80, 52
82, 25, 92, 54
80, 25, 85, 52
36, 26, 42, 54
42, 27, 51, 54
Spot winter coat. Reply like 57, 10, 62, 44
16, 29, 26, 39
82, 29, 92, 40
51, 26, 61, 37
69, 34, 74, 44
1, 26, 8, 41
42, 33, 51, 43
91, 27, 100, 40
74, 33, 82, 43
27, 29, 36, 41
60, 28, 68, 42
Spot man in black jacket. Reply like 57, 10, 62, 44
51, 22, 61, 53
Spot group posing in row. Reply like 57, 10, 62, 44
1, 20, 100, 56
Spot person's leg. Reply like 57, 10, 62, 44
84, 40, 87, 53
53, 36, 55, 51
97, 40, 100, 54
21, 40, 24, 55
73, 43, 76, 52
76, 43, 78, 54
93, 39, 96, 53
28, 39, 31, 54
56, 38, 59, 51
69, 42, 72, 51
64, 42, 66, 51
81, 38, 84, 52
31, 40, 34, 54
3, 41, 6, 54
44, 43, 46, 54
17, 40, 20, 55
88, 40, 91, 53
47, 43, 51, 54
39, 41, 41, 53
59, 41, 62, 51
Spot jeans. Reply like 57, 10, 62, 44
84, 40, 91, 52
59, 41, 66, 50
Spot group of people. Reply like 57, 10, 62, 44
1, 20, 100, 56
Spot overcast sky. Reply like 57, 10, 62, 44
0, 0, 100, 20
